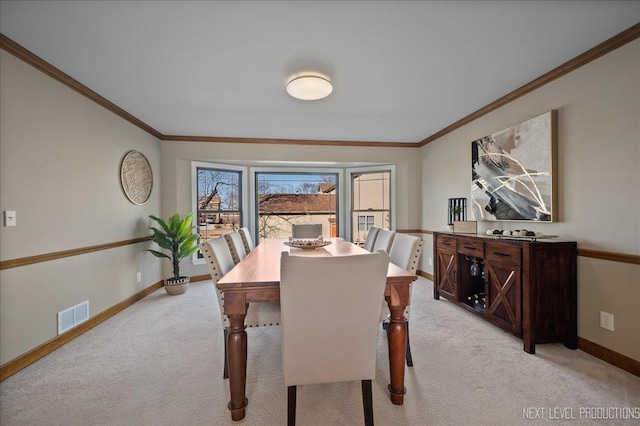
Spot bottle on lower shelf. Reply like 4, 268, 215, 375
467, 292, 486, 309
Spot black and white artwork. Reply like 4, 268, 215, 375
471, 111, 556, 222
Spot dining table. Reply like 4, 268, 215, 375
216, 237, 418, 421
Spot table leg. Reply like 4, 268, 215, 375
386, 301, 407, 405
227, 312, 248, 421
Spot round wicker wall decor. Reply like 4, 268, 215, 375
120, 150, 153, 205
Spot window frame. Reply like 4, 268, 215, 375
250, 167, 344, 241
346, 165, 396, 243
191, 161, 249, 265
190, 162, 394, 261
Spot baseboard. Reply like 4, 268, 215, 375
578, 337, 640, 377
0, 280, 164, 381
190, 274, 211, 283
417, 271, 638, 377
4, 277, 635, 382
417, 270, 433, 281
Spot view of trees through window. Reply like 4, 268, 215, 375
194, 165, 392, 256
352, 171, 391, 245
196, 167, 242, 255
256, 172, 338, 242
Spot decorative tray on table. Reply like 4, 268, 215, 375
284, 238, 331, 250
486, 229, 558, 242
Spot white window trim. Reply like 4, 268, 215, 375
191, 161, 249, 265
346, 165, 396, 242
190, 162, 394, 263
250, 166, 344, 238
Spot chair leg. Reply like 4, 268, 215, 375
361, 379, 374, 426
287, 385, 297, 426
406, 321, 413, 367
223, 329, 229, 379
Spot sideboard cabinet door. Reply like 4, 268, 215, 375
485, 242, 522, 334
434, 234, 457, 301
436, 248, 457, 300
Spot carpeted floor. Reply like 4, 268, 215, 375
1, 277, 639, 425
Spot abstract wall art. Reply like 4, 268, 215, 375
471, 110, 557, 222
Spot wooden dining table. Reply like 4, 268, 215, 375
216, 237, 417, 421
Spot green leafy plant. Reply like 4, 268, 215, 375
145, 212, 200, 281
448, 205, 464, 226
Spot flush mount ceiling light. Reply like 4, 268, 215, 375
286, 74, 333, 100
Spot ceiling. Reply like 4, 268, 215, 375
1, 1, 638, 144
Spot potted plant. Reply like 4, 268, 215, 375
450, 205, 463, 222
145, 212, 200, 295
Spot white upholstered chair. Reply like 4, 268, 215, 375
280, 251, 389, 426
363, 226, 381, 252
372, 229, 396, 253
380, 233, 423, 367
223, 230, 247, 264
200, 237, 281, 379
238, 227, 254, 253
291, 223, 323, 238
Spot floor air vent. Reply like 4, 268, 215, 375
57, 300, 89, 334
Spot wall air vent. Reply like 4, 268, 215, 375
57, 300, 89, 334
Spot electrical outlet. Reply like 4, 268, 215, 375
428, 257, 433, 266
136, 272, 142, 283
600, 311, 614, 331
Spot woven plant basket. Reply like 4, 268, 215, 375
164, 277, 190, 295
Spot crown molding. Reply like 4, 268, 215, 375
419, 23, 640, 146
0, 34, 164, 140
3, 22, 639, 148
162, 134, 417, 147
0, 33, 413, 147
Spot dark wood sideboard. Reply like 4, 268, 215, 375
433, 232, 577, 354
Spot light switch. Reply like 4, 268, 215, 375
4, 211, 16, 227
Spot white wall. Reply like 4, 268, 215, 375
420, 40, 640, 361
0, 51, 163, 364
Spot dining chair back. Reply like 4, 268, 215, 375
372, 229, 396, 253
224, 230, 247, 264
389, 233, 423, 274
280, 250, 389, 426
291, 223, 323, 239
238, 227, 254, 253
380, 233, 423, 367
200, 237, 281, 379
363, 226, 381, 252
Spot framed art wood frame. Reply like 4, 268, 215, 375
471, 110, 557, 222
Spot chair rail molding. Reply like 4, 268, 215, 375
0, 237, 152, 270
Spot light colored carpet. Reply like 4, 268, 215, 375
1, 277, 639, 425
